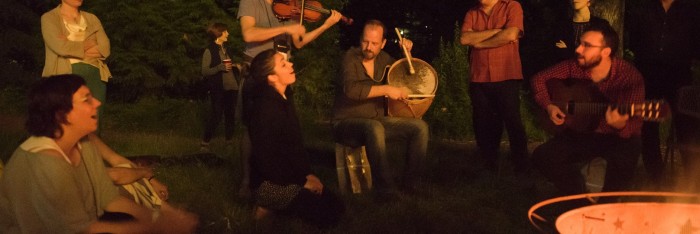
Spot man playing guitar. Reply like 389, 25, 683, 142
530, 22, 645, 201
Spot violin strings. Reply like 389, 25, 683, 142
305, 5, 329, 14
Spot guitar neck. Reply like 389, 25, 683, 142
567, 101, 667, 121
571, 102, 623, 115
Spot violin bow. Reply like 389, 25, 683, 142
298, 0, 305, 42
394, 28, 415, 74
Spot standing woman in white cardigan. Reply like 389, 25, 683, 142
41, 0, 111, 133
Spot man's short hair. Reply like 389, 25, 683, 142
584, 21, 618, 57
364, 19, 387, 40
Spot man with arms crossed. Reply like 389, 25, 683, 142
460, 0, 530, 175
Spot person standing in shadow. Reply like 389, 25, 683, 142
199, 22, 240, 152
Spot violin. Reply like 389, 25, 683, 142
272, 0, 353, 25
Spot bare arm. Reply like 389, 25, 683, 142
290, 10, 342, 48
87, 134, 153, 184
472, 26, 521, 49
89, 134, 129, 165
107, 167, 154, 185
367, 85, 409, 100
240, 16, 306, 43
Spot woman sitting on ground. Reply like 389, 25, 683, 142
0, 74, 197, 233
245, 49, 344, 228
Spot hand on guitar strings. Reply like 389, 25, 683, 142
546, 104, 566, 125
605, 106, 629, 129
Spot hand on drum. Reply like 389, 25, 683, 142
385, 86, 410, 101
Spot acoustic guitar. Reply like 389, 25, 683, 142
541, 78, 670, 133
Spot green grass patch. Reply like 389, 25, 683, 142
14, 94, 680, 233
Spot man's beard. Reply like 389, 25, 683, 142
578, 55, 602, 69
363, 50, 376, 60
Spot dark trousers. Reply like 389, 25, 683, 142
286, 187, 345, 228
533, 133, 641, 195
203, 89, 238, 142
469, 80, 529, 172
637, 60, 695, 182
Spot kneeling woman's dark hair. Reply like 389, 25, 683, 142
242, 49, 279, 126
248, 49, 279, 87
26, 74, 86, 138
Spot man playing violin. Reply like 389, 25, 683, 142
237, 0, 343, 61
530, 23, 644, 200
332, 20, 429, 199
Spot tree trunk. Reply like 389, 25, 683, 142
592, 0, 626, 55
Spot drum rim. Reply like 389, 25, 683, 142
387, 58, 439, 95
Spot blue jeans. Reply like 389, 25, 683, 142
333, 117, 429, 190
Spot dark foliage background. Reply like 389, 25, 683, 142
2, 0, 697, 140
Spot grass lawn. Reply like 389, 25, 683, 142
0, 91, 691, 233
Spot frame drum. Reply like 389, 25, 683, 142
386, 58, 438, 118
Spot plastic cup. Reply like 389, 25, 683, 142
223, 59, 232, 71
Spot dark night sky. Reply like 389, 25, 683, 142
339, 0, 477, 61
338, 0, 569, 79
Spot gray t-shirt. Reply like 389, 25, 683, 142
237, 0, 293, 58
0, 137, 119, 233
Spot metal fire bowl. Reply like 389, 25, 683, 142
528, 192, 700, 233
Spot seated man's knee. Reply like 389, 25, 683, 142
414, 120, 429, 137
364, 120, 386, 138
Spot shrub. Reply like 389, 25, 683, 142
424, 24, 472, 140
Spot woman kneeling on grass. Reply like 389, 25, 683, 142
0, 74, 198, 233
245, 49, 345, 228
